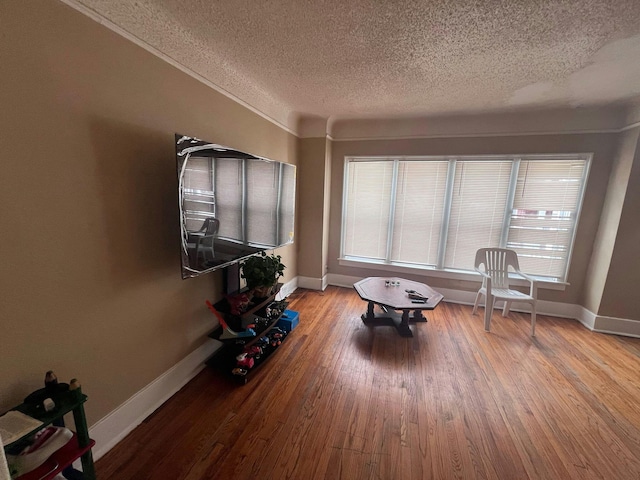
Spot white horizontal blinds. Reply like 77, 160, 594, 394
391, 160, 448, 266
215, 157, 243, 241
278, 164, 296, 245
343, 160, 394, 260
445, 160, 512, 270
246, 160, 279, 246
183, 156, 214, 232
341, 154, 589, 281
508, 159, 586, 279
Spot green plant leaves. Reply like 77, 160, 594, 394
240, 252, 285, 290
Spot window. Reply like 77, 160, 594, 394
341, 154, 590, 282
214, 156, 242, 240
182, 156, 216, 232
184, 156, 293, 248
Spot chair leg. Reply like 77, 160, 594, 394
484, 296, 493, 332
472, 291, 482, 315
530, 304, 536, 337
502, 301, 511, 317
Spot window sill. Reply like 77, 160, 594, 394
338, 257, 568, 291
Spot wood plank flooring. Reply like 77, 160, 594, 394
96, 286, 640, 479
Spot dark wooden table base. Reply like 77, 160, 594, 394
361, 301, 427, 337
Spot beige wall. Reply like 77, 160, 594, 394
582, 127, 639, 314
328, 133, 620, 305
322, 137, 333, 276
0, 0, 297, 422
297, 138, 327, 278
599, 127, 640, 319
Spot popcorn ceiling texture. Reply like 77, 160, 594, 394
74, 0, 640, 130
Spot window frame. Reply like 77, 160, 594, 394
340, 153, 592, 284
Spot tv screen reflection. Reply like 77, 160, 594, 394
176, 134, 296, 279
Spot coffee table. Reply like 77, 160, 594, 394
353, 277, 444, 337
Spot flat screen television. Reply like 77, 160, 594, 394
176, 134, 296, 279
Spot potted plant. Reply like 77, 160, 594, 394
241, 251, 286, 298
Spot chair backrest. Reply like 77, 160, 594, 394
203, 218, 220, 236
475, 248, 521, 289
192, 217, 220, 235
198, 218, 220, 250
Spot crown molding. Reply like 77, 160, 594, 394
55, 1, 640, 142
620, 120, 640, 132
58, 0, 298, 137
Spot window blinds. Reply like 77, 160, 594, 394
391, 160, 448, 266
182, 156, 215, 232
445, 160, 513, 270
343, 160, 394, 260
246, 161, 279, 246
342, 155, 589, 281
279, 164, 296, 245
508, 159, 587, 279
215, 157, 243, 241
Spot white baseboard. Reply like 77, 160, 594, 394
325, 273, 639, 337
89, 338, 222, 461
297, 275, 327, 291
575, 307, 640, 337
593, 316, 640, 337
276, 277, 299, 300
576, 306, 597, 330
325, 273, 361, 289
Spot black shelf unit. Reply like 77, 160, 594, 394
207, 284, 289, 384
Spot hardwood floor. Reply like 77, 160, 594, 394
96, 286, 640, 479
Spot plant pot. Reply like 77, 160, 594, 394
252, 285, 274, 298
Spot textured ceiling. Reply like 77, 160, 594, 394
70, 0, 640, 133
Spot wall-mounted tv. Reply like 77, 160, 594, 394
176, 134, 296, 279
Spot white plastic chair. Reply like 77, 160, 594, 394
187, 218, 220, 268
472, 248, 538, 336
